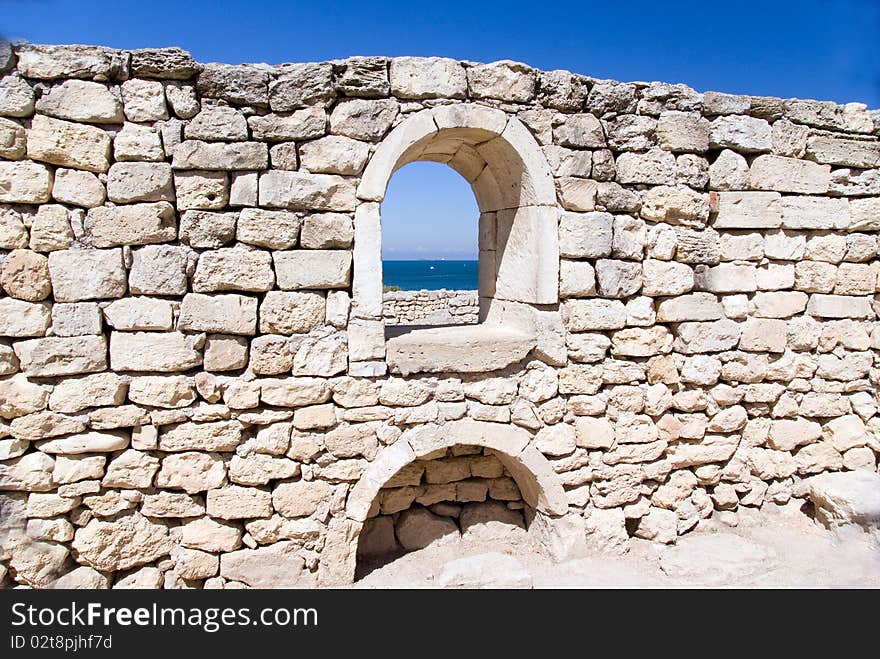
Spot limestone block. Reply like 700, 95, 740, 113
259, 171, 356, 211
615, 148, 675, 185
552, 114, 605, 148
206, 485, 272, 520
120, 79, 167, 121
0, 75, 35, 117
595, 259, 642, 298
605, 114, 657, 151
849, 198, 880, 231
29, 205, 73, 252
259, 377, 330, 407
105, 163, 174, 204
130, 47, 198, 79
236, 208, 301, 249
657, 111, 710, 152
0, 117, 26, 159
203, 334, 248, 372
197, 63, 268, 106
709, 115, 771, 152
51, 168, 105, 208
128, 244, 191, 296
563, 298, 626, 331
85, 201, 176, 247
72, 512, 172, 572
36, 79, 123, 123
711, 191, 781, 229
805, 136, 880, 168
768, 419, 822, 451
229, 171, 257, 207
673, 320, 742, 353
273, 250, 351, 289
192, 248, 274, 292
749, 154, 830, 194
156, 452, 226, 493
269, 62, 334, 110
248, 108, 326, 142
113, 123, 165, 162
103, 297, 173, 331
780, 197, 849, 230
559, 259, 596, 297
389, 57, 467, 99
697, 263, 756, 293
330, 98, 398, 142
14, 336, 107, 377
15, 44, 128, 81
185, 105, 248, 141
0, 374, 48, 419
299, 135, 370, 175
655, 293, 722, 322
259, 291, 325, 334
0, 451, 54, 491
164, 82, 200, 119
709, 149, 749, 191
48, 373, 126, 414
641, 259, 694, 296
466, 60, 535, 102
751, 291, 808, 318
806, 294, 873, 319
739, 318, 787, 352
807, 471, 880, 531
172, 140, 268, 170
1, 249, 51, 301
0, 161, 52, 203
640, 186, 709, 227
37, 430, 128, 454
612, 326, 673, 357
611, 215, 646, 259
48, 248, 126, 301
109, 331, 203, 372
27, 114, 110, 173
0, 205, 28, 248
178, 293, 257, 335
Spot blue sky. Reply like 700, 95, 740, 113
3, 0, 879, 259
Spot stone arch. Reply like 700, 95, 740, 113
318, 419, 572, 585
351, 104, 559, 322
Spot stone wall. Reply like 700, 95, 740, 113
383, 289, 478, 325
0, 42, 879, 589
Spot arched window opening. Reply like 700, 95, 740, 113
381, 162, 479, 329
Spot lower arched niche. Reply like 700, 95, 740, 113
317, 419, 577, 586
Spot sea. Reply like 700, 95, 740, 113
383, 260, 478, 291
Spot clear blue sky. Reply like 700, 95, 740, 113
4, 0, 879, 259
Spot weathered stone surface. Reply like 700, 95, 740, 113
109, 332, 202, 372
807, 471, 880, 530
192, 248, 275, 292
299, 136, 370, 175
48, 248, 126, 301
0, 117, 26, 159
273, 250, 351, 289
563, 299, 626, 331
16, 44, 127, 81
749, 154, 830, 194
129, 245, 191, 296
259, 171, 356, 211
36, 79, 123, 123
237, 209, 301, 249
0, 75, 36, 117
172, 140, 268, 170
220, 541, 305, 588
14, 336, 107, 377
51, 168, 106, 208
641, 186, 709, 227
390, 57, 467, 99
710, 115, 771, 152
73, 513, 172, 571
1, 250, 51, 301
467, 60, 535, 102
197, 63, 268, 106
174, 171, 229, 210
27, 114, 110, 173
0, 161, 52, 204
85, 201, 176, 247
0, 451, 55, 491
156, 452, 226, 493
178, 293, 257, 335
